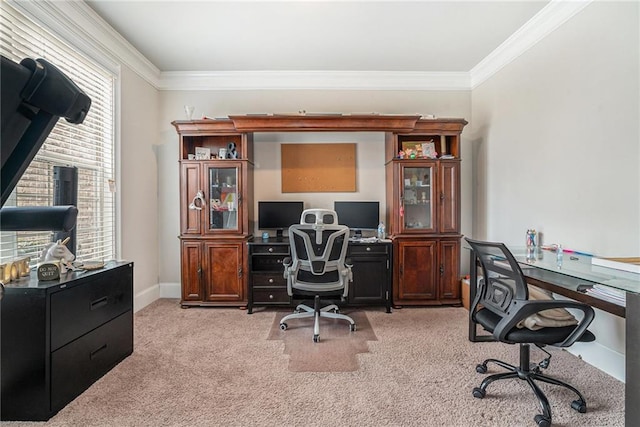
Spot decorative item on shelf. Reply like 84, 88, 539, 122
227, 142, 238, 159
35, 237, 75, 281
422, 141, 437, 159
194, 147, 211, 160
187, 154, 196, 160
184, 105, 195, 120
218, 147, 227, 159
37, 262, 60, 281
398, 150, 406, 159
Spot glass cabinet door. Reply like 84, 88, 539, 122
207, 165, 239, 231
401, 164, 435, 232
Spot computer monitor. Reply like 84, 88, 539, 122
258, 201, 304, 239
334, 201, 379, 238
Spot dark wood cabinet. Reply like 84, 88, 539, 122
173, 115, 467, 309
173, 120, 253, 307
247, 238, 392, 313
385, 119, 467, 306
1, 262, 133, 421
180, 239, 247, 306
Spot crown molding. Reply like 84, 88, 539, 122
8, 0, 161, 87
470, 0, 593, 89
158, 70, 471, 91
11, 0, 591, 92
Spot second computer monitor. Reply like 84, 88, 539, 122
334, 201, 379, 237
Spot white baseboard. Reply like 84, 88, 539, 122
159, 281, 181, 298
568, 341, 625, 383
133, 282, 181, 312
133, 284, 160, 313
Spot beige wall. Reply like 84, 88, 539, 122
470, 1, 639, 380
157, 90, 472, 284
119, 65, 161, 310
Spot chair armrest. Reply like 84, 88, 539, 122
493, 299, 595, 347
282, 256, 292, 279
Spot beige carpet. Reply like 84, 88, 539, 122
4, 299, 624, 427
267, 310, 377, 372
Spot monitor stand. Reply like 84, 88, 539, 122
275, 229, 285, 241
353, 229, 363, 239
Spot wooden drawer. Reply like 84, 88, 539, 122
251, 245, 290, 255
51, 310, 133, 412
251, 255, 289, 272
348, 244, 390, 255
50, 266, 133, 351
252, 273, 286, 287
253, 288, 290, 304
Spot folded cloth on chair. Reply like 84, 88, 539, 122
517, 285, 578, 330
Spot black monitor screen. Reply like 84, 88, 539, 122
334, 201, 379, 234
258, 201, 304, 237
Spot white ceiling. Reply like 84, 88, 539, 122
85, 0, 551, 74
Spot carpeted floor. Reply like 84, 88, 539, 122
5, 299, 625, 426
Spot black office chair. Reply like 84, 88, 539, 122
280, 209, 356, 343
465, 238, 596, 427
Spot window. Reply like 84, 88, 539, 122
0, 2, 116, 265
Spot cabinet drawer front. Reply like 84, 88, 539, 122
51, 310, 133, 412
251, 245, 290, 255
253, 289, 290, 304
50, 266, 133, 351
252, 273, 286, 287
251, 255, 288, 271
348, 244, 389, 255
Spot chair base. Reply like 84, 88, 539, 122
280, 295, 356, 342
473, 343, 587, 427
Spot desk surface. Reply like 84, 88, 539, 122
512, 247, 639, 295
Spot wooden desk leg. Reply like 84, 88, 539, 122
626, 292, 640, 427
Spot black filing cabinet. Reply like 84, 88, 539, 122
1, 261, 134, 421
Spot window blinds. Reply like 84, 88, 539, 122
0, 2, 116, 264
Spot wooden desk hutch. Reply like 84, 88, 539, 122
172, 115, 467, 308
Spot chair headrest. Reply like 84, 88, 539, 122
300, 209, 338, 228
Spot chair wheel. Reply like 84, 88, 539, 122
313, 334, 320, 343
571, 399, 587, 413
472, 387, 485, 399
350, 324, 356, 332
534, 414, 551, 427
476, 364, 487, 374
279, 323, 287, 331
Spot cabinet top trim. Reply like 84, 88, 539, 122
172, 115, 467, 134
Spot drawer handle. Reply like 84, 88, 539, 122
90, 296, 109, 310
268, 247, 274, 253
268, 278, 274, 283
269, 294, 274, 299
366, 247, 371, 251
90, 344, 107, 360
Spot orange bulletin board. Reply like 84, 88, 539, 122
281, 143, 356, 193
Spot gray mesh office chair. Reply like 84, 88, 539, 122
280, 209, 356, 342
466, 238, 596, 427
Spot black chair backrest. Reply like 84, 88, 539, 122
465, 238, 529, 317
288, 209, 349, 286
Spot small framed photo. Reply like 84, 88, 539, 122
195, 147, 211, 160
421, 142, 437, 159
